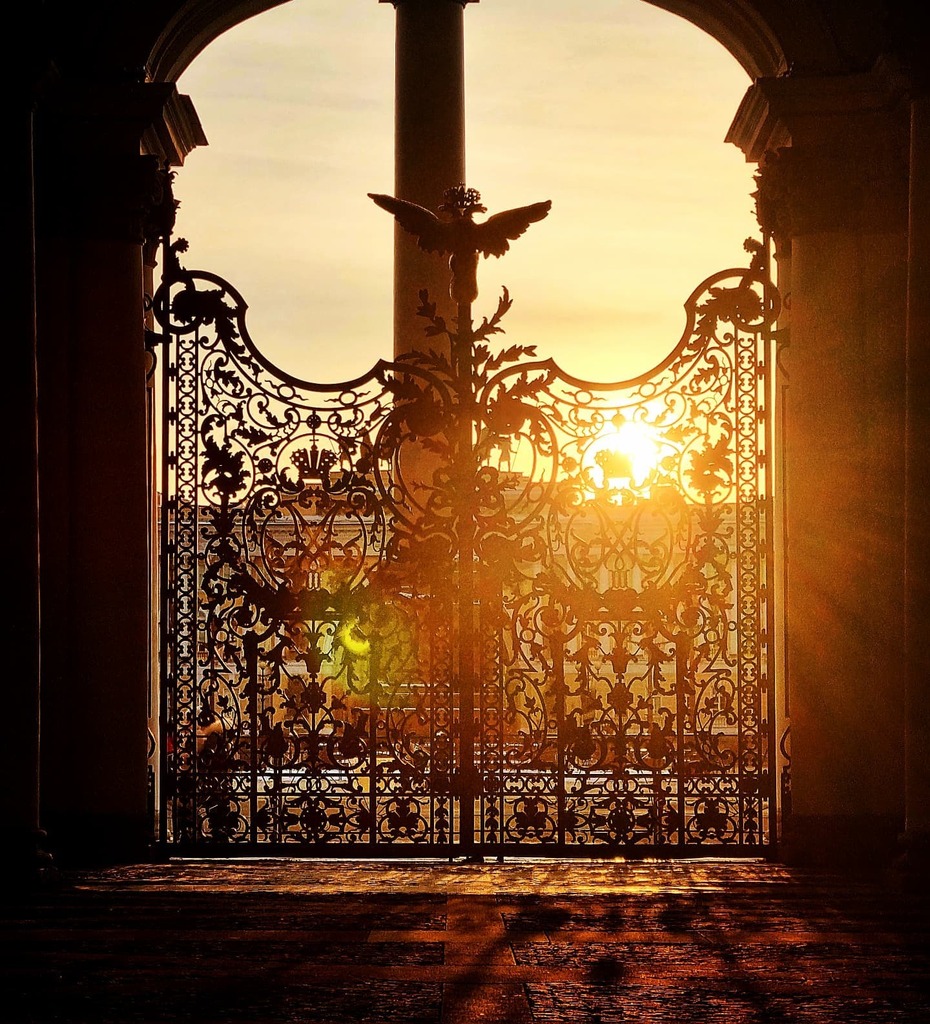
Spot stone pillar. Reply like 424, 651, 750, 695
1, 52, 52, 883
730, 65, 911, 866
34, 80, 180, 865
903, 84, 930, 864
381, 0, 475, 357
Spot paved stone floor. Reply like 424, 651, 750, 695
2, 859, 928, 1023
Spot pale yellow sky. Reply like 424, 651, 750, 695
175, 0, 757, 384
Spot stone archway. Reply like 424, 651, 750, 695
147, 0, 792, 86
149, 0, 293, 82
12, 0, 923, 874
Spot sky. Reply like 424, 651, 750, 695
174, 0, 758, 385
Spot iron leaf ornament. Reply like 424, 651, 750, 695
369, 185, 551, 304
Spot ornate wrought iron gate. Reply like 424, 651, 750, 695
153, 229, 778, 857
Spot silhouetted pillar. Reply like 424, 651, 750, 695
382, 0, 475, 356
34, 80, 178, 865
731, 64, 911, 866
904, 83, 930, 862
2, 47, 51, 883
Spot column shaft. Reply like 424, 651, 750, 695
35, 82, 175, 865
787, 227, 906, 839
904, 91, 930, 843
2, 82, 46, 881
391, 0, 467, 356
732, 68, 911, 865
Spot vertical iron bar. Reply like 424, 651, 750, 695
479, 578, 504, 851
369, 636, 379, 850
248, 634, 258, 845
737, 333, 748, 848
736, 325, 746, 848
763, 232, 779, 850
176, 314, 200, 847
555, 642, 566, 851
675, 639, 688, 849
455, 298, 477, 856
428, 606, 438, 845
157, 246, 172, 846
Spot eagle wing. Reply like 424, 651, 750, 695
474, 200, 552, 258
368, 193, 450, 255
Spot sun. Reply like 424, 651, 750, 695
585, 417, 661, 494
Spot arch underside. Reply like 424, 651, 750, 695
148, 0, 887, 88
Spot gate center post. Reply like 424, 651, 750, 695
453, 294, 480, 854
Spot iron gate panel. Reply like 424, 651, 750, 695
154, 240, 778, 856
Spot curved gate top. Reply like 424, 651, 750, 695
153, 214, 778, 857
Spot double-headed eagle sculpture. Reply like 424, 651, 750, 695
369, 185, 551, 304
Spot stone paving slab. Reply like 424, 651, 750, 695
2, 860, 928, 1023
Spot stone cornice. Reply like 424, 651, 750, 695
728, 58, 911, 160
729, 60, 911, 237
727, 81, 790, 164
142, 90, 208, 167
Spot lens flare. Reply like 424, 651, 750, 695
337, 616, 371, 657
